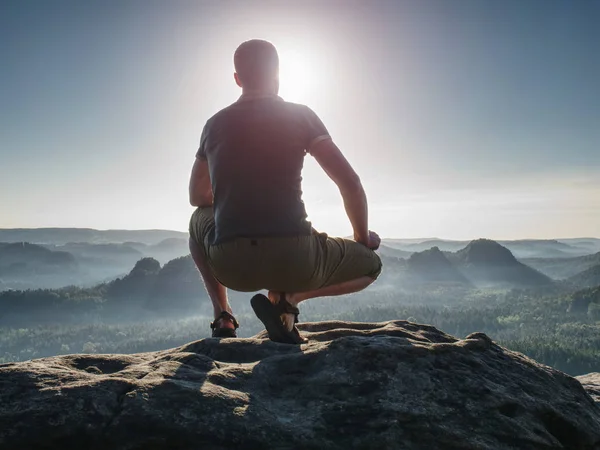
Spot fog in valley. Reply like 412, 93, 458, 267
2, 229, 600, 376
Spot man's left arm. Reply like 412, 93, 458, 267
189, 157, 213, 207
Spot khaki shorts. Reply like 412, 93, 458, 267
189, 207, 382, 292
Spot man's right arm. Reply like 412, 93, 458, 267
311, 139, 379, 249
189, 157, 213, 207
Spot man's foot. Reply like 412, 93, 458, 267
268, 291, 299, 332
210, 311, 239, 338
251, 294, 305, 344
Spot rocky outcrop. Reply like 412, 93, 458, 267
578, 373, 600, 405
1, 321, 599, 450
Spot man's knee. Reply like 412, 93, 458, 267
364, 250, 383, 281
374, 253, 383, 278
189, 207, 215, 247
189, 236, 203, 255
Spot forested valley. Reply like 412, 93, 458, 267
2, 234, 600, 376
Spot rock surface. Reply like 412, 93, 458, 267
1, 320, 600, 450
578, 373, 600, 405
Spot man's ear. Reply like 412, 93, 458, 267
234, 72, 243, 88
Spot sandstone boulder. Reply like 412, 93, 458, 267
1, 320, 599, 449
578, 373, 600, 405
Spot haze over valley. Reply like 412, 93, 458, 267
2, 228, 600, 377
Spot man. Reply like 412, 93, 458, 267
189, 39, 382, 344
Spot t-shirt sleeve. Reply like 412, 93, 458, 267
195, 123, 209, 160
303, 106, 331, 154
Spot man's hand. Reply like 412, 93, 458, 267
356, 230, 380, 250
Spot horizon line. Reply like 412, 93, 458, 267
0, 227, 598, 241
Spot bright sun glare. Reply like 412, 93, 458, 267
278, 48, 317, 102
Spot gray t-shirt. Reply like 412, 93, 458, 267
197, 95, 330, 245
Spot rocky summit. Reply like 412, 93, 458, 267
1, 321, 600, 450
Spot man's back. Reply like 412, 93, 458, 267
198, 95, 329, 245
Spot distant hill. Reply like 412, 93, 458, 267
376, 254, 407, 274
55, 242, 144, 263
146, 256, 205, 309
51, 239, 190, 269
0, 242, 75, 266
1, 229, 597, 256
1, 228, 597, 292
376, 240, 551, 289
500, 239, 583, 259
406, 247, 470, 285
451, 239, 553, 288
0, 242, 78, 280
382, 237, 600, 259
0, 228, 188, 246
106, 255, 203, 310
145, 238, 190, 264
453, 239, 516, 265
0, 255, 208, 325
106, 257, 162, 300
558, 238, 600, 255
385, 239, 469, 253
5, 242, 145, 290
0, 237, 192, 292
568, 265, 600, 289
376, 244, 413, 259
523, 252, 600, 280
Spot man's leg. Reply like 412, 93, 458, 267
269, 276, 375, 305
268, 276, 375, 330
189, 207, 235, 330
267, 235, 382, 331
189, 238, 235, 329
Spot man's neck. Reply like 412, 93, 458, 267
238, 89, 280, 102
241, 88, 277, 96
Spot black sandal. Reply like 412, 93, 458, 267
210, 311, 239, 338
276, 294, 306, 344
250, 293, 306, 344
276, 292, 300, 324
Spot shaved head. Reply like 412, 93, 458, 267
234, 39, 279, 90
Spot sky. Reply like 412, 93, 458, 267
1, 0, 599, 240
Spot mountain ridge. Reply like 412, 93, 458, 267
1, 229, 599, 257
386, 239, 553, 288
0, 228, 188, 246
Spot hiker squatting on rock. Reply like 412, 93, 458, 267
188, 39, 382, 343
